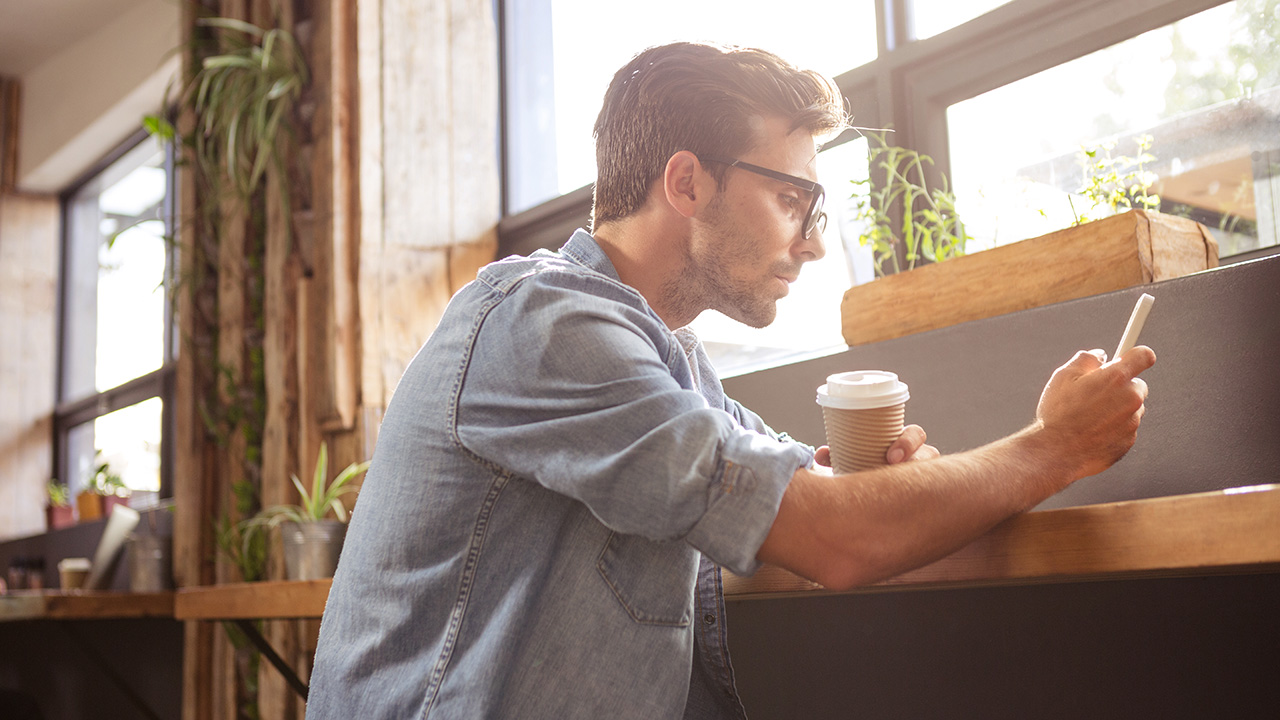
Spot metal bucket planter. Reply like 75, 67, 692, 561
281, 520, 346, 580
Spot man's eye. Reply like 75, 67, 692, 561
781, 194, 801, 209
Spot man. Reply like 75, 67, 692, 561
308, 42, 1154, 719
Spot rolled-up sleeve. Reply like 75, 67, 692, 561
455, 270, 810, 576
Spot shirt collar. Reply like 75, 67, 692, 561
558, 228, 621, 283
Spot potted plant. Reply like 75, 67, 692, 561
46, 481, 75, 530
841, 133, 1217, 346
242, 443, 369, 581
92, 454, 131, 518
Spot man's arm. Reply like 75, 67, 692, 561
758, 346, 1156, 591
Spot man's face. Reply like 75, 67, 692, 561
682, 117, 827, 328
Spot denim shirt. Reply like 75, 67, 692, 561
308, 230, 814, 719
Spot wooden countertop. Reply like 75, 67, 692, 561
725, 483, 1280, 597
0, 591, 175, 622
175, 579, 332, 620
163, 484, 1280, 618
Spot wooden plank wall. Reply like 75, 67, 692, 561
360, 0, 500, 417
0, 193, 59, 541
175, 0, 500, 717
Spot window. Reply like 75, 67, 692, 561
502, 0, 878, 215
500, 0, 1276, 377
948, 0, 1280, 256
56, 130, 175, 509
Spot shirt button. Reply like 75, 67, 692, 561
703, 613, 716, 625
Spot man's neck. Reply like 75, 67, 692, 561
592, 214, 698, 329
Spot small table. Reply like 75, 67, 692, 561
0, 591, 176, 720
176, 579, 332, 700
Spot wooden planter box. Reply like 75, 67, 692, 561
841, 210, 1219, 346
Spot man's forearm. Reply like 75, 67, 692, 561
758, 422, 1077, 591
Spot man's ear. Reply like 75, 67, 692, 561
662, 151, 712, 219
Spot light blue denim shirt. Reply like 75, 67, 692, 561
308, 230, 814, 719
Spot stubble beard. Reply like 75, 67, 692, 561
666, 193, 794, 330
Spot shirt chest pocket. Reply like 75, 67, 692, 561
596, 531, 697, 627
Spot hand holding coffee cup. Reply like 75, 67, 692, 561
816, 371, 910, 474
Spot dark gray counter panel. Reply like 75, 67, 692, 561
724, 255, 1280, 509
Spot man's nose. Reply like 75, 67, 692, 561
798, 220, 827, 262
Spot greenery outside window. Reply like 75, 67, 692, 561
948, 0, 1279, 257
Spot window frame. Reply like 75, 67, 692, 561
53, 126, 178, 501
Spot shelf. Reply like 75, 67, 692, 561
725, 483, 1280, 598
0, 591, 175, 622
175, 579, 332, 620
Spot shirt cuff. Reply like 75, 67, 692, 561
684, 430, 813, 576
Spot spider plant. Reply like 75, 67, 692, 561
242, 443, 370, 540
149, 16, 308, 201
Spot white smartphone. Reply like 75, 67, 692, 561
1115, 293, 1155, 359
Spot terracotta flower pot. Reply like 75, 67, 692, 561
102, 494, 130, 517
76, 491, 103, 522
46, 504, 75, 530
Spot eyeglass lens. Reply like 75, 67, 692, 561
806, 187, 826, 238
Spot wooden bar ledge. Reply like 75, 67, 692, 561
725, 484, 1280, 598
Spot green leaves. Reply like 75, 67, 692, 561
1074, 134, 1161, 225
47, 481, 71, 508
142, 114, 175, 141
237, 443, 370, 558
850, 132, 971, 278
180, 18, 309, 201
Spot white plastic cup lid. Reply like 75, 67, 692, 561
57, 557, 91, 572
816, 370, 910, 410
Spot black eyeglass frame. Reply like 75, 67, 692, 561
700, 155, 827, 238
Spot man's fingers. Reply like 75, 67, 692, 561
1062, 349, 1107, 377
912, 444, 942, 461
1079, 348, 1108, 367
886, 424, 928, 464
1113, 345, 1157, 380
814, 446, 832, 467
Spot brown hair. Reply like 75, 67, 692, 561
590, 42, 847, 229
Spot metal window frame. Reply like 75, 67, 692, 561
53, 127, 178, 499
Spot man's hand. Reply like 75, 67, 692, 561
812, 424, 939, 468
1034, 345, 1156, 479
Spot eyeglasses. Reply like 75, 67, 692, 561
700, 156, 827, 238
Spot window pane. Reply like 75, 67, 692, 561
947, 0, 1280, 257
504, 0, 879, 214
912, 0, 1012, 40
67, 397, 163, 499
690, 137, 869, 376
63, 135, 169, 399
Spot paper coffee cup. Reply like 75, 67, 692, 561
58, 557, 92, 592
816, 371, 910, 474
